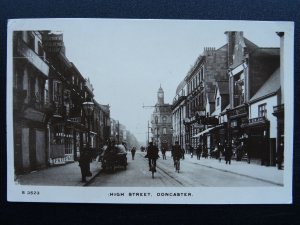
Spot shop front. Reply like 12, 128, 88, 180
245, 117, 274, 166
227, 105, 249, 160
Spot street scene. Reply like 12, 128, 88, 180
7, 19, 293, 204
16, 150, 283, 187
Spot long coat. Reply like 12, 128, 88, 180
224, 145, 233, 161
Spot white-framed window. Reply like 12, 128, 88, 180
258, 103, 267, 117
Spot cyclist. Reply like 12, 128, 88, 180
146, 141, 159, 172
172, 141, 182, 170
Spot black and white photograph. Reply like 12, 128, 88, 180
6, 19, 294, 204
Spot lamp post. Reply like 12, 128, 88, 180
82, 100, 95, 150
147, 120, 152, 145
170, 127, 174, 145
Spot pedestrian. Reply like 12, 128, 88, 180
217, 143, 223, 162
190, 145, 194, 158
203, 145, 208, 159
161, 147, 166, 160
277, 141, 284, 170
181, 148, 185, 160
196, 144, 202, 160
172, 141, 182, 168
79, 150, 92, 182
224, 143, 233, 165
131, 147, 136, 160
145, 142, 159, 171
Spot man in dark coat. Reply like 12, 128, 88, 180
196, 144, 202, 160
189, 145, 194, 158
224, 143, 233, 165
277, 141, 284, 170
131, 147, 136, 160
146, 142, 159, 171
79, 150, 91, 182
217, 143, 223, 162
161, 147, 167, 160
172, 141, 182, 167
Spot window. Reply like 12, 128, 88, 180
38, 42, 44, 59
217, 97, 220, 107
258, 103, 267, 117
163, 116, 167, 122
233, 72, 245, 107
53, 81, 62, 103
28, 33, 35, 50
163, 127, 167, 134
155, 116, 158, 124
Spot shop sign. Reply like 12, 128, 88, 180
52, 157, 65, 165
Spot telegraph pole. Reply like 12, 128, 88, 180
118, 120, 120, 144
147, 120, 150, 145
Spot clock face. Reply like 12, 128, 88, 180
158, 93, 163, 98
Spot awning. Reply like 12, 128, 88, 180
192, 127, 215, 138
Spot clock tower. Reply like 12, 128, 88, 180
157, 85, 164, 105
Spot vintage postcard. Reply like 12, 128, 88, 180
7, 19, 294, 204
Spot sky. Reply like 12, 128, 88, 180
58, 19, 280, 145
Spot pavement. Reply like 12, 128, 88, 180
15, 158, 102, 187
173, 152, 284, 186
15, 151, 284, 186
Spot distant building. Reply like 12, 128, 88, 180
151, 86, 172, 150
172, 80, 187, 148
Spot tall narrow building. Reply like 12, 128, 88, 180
151, 86, 172, 150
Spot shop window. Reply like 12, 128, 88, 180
52, 124, 64, 144
258, 103, 267, 117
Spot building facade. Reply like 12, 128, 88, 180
13, 31, 50, 173
151, 86, 172, 150
13, 31, 112, 174
172, 80, 187, 149
226, 31, 280, 164
183, 46, 228, 151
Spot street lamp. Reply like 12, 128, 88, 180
82, 100, 95, 149
170, 127, 174, 145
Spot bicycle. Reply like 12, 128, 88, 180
149, 158, 156, 179
174, 157, 180, 173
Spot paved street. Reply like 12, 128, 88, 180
15, 151, 283, 187
89, 151, 283, 187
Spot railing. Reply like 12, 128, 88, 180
273, 104, 284, 113
227, 105, 248, 118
